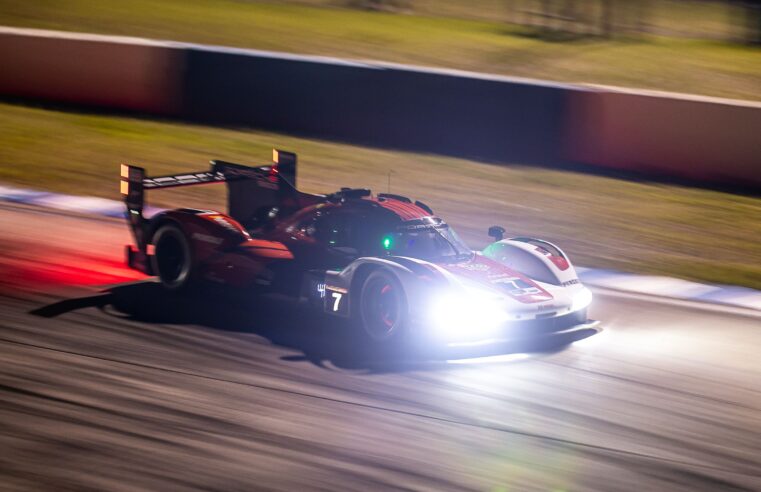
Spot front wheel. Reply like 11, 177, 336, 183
358, 270, 409, 347
151, 223, 194, 291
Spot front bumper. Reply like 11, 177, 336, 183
445, 318, 601, 348
505, 307, 590, 337
417, 307, 599, 347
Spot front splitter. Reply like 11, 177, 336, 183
445, 319, 601, 348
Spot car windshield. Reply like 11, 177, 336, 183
382, 224, 472, 262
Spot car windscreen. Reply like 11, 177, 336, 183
382, 224, 471, 262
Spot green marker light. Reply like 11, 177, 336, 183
382, 236, 393, 250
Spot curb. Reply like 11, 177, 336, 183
576, 267, 761, 312
0, 184, 161, 218
2, 183, 760, 312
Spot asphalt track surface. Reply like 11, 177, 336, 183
1, 201, 760, 491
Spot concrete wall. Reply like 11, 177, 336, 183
0, 28, 183, 114
181, 48, 570, 164
1, 27, 759, 189
566, 88, 761, 188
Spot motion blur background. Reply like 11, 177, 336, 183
342, 0, 761, 44
1, 2, 761, 491
0, 0, 759, 289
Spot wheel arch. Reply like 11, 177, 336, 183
150, 219, 195, 291
145, 212, 186, 247
349, 258, 417, 316
350, 263, 391, 318
325, 257, 415, 319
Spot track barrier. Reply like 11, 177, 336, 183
1, 27, 758, 189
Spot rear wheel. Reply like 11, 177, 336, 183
151, 224, 194, 291
358, 270, 408, 347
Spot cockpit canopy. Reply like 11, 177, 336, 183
278, 204, 471, 262
381, 218, 471, 262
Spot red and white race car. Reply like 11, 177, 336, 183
121, 149, 598, 349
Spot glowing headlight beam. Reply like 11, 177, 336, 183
571, 287, 593, 312
429, 288, 508, 341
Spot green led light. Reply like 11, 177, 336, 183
382, 236, 392, 250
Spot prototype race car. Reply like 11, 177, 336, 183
120, 149, 598, 348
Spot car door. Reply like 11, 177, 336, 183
310, 209, 365, 269
266, 208, 357, 294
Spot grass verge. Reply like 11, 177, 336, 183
0, 101, 759, 289
0, 0, 759, 101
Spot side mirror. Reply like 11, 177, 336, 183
488, 225, 505, 242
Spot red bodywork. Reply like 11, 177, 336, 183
129, 196, 557, 304
437, 254, 554, 304
121, 152, 553, 306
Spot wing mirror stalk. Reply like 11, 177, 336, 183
488, 226, 505, 242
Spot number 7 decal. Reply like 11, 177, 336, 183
331, 292, 343, 312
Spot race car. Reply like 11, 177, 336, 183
120, 149, 598, 348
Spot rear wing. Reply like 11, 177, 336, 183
120, 149, 304, 252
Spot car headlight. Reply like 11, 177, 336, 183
571, 287, 593, 312
429, 287, 508, 340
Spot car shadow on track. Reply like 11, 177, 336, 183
31, 280, 598, 373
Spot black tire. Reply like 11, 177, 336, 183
151, 224, 194, 291
358, 270, 408, 347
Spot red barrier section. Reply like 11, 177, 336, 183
0, 28, 183, 114
2, 27, 759, 189
566, 87, 761, 188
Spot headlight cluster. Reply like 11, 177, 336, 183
571, 287, 593, 312
429, 287, 508, 340
428, 285, 592, 342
